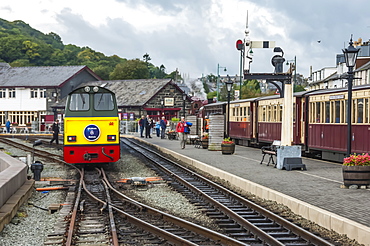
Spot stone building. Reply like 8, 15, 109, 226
80, 79, 191, 121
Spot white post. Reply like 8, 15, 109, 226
281, 82, 293, 146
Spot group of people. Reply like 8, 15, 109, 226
139, 115, 168, 139
139, 115, 193, 149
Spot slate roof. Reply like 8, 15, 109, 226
80, 79, 177, 107
0, 65, 98, 87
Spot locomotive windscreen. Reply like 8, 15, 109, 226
69, 93, 89, 111
94, 93, 115, 111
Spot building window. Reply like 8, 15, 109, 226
0, 89, 5, 98
9, 89, 15, 98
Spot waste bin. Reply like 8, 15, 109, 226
30, 161, 43, 181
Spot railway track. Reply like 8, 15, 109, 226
45, 166, 246, 245
0, 137, 64, 163
123, 137, 336, 246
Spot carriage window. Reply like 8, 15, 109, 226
69, 93, 89, 111
357, 99, 363, 123
315, 102, 321, 123
279, 105, 283, 122
262, 106, 266, 121
334, 101, 340, 123
325, 101, 330, 123
94, 93, 114, 110
267, 106, 271, 122
293, 103, 296, 122
344, 100, 348, 123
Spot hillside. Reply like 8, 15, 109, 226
0, 18, 173, 80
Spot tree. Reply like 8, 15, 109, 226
110, 59, 149, 80
241, 79, 261, 99
143, 53, 151, 63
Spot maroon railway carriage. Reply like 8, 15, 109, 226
303, 85, 370, 162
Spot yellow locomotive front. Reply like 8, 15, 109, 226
63, 86, 120, 164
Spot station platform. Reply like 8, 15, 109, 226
126, 134, 370, 246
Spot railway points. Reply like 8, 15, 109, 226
129, 134, 370, 246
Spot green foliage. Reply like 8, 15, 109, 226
241, 79, 262, 99
110, 59, 150, 80
0, 18, 172, 80
171, 117, 180, 122
207, 91, 217, 99
294, 84, 306, 92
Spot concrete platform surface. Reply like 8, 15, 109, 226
126, 135, 370, 246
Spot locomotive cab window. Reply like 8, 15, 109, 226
69, 93, 89, 111
94, 93, 115, 111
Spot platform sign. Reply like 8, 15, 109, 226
123, 113, 128, 120
84, 124, 100, 141
129, 113, 134, 120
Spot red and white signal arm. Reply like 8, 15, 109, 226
236, 39, 243, 50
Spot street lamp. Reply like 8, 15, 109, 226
217, 63, 227, 101
225, 75, 234, 137
342, 36, 360, 157
182, 93, 187, 118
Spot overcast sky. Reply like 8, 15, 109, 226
1, 0, 369, 79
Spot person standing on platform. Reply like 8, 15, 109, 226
176, 117, 188, 149
5, 119, 11, 133
50, 119, 60, 145
155, 120, 161, 137
144, 115, 152, 138
138, 115, 145, 138
160, 116, 167, 139
204, 116, 210, 133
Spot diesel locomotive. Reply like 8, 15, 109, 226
63, 86, 120, 164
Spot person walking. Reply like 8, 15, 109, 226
5, 119, 11, 133
138, 115, 145, 137
160, 116, 167, 139
50, 119, 60, 145
176, 117, 188, 149
144, 115, 152, 138
155, 120, 161, 137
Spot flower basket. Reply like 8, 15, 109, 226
342, 154, 370, 186
221, 137, 235, 155
201, 140, 209, 149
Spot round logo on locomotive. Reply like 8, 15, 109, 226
84, 124, 101, 141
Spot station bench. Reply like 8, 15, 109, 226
260, 140, 281, 167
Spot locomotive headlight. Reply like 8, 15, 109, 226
68, 136, 77, 142
93, 86, 99, 92
84, 86, 91, 92
107, 135, 116, 141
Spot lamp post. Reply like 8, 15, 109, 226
217, 63, 227, 101
225, 75, 234, 137
342, 36, 360, 157
182, 93, 187, 118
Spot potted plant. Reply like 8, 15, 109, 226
221, 137, 235, 155
342, 153, 370, 187
201, 133, 209, 149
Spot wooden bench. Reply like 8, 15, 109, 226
260, 140, 281, 167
